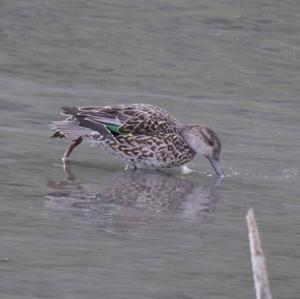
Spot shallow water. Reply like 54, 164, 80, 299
0, 1, 299, 298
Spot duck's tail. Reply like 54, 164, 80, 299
50, 119, 96, 140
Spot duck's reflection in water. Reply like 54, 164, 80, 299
46, 163, 222, 230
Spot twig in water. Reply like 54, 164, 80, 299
246, 208, 272, 299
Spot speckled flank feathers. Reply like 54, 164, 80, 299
51, 104, 223, 175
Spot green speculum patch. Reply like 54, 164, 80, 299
106, 124, 120, 133
106, 124, 129, 137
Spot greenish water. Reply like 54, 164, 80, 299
0, 1, 299, 298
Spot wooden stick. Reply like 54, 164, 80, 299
246, 208, 272, 299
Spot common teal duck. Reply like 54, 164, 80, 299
51, 104, 224, 176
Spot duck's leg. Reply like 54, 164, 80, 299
62, 136, 83, 162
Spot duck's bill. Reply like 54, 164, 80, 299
210, 159, 224, 177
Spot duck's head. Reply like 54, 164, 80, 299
182, 125, 224, 177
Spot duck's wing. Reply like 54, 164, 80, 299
60, 104, 181, 137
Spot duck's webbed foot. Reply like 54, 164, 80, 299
125, 163, 137, 171
181, 164, 195, 174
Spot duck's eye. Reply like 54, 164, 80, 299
202, 134, 214, 147
209, 140, 214, 146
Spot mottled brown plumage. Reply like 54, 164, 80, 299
51, 104, 223, 176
